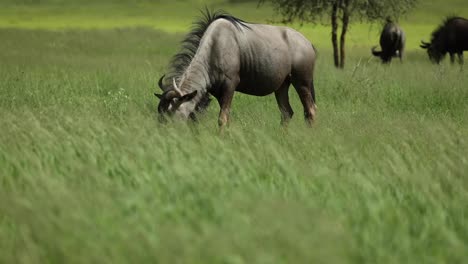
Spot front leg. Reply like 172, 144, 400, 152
216, 78, 238, 130
218, 92, 234, 129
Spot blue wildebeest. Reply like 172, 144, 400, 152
371, 18, 405, 63
154, 10, 317, 129
420, 17, 468, 64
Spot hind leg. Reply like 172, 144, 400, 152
457, 52, 464, 65
450, 53, 455, 64
292, 78, 317, 126
310, 79, 317, 110
274, 79, 294, 126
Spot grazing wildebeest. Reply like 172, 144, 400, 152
420, 16, 468, 64
371, 18, 405, 63
154, 10, 317, 129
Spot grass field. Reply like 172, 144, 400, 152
1, 0, 468, 263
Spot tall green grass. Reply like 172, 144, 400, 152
1, 1, 468, 263
1, 27, 467, 263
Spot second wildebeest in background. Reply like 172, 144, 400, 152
420, 17, 468, 64
372, 18, 405, 63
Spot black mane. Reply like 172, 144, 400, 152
164, 9, 249, 87
430, 16, 465, 42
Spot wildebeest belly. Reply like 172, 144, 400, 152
235, 78, 284, 96
235, 48, 292, 96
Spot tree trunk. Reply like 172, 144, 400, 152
331, 2, 339, 68
339, 0, 350, 69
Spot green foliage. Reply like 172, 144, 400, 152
262, 0, 419, 24
357, 0, 420, 22
259, 0, 331, 24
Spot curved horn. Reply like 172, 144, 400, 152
158, 74, 165, 90
420, 40, 430, 49
172, 78, 182, 96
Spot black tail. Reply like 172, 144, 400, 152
371, 46, 382, 57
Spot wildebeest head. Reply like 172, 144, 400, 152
420, 40, 445, 63
154, 75, 198, 121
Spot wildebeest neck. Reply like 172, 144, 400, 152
176, 57, 212, 117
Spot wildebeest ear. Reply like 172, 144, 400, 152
154, 93, 163, 99
180, 90, 198, 102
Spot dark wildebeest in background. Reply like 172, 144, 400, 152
420, 17, 468, 64
154, 10, 317, 129
372, 18, 406, 63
